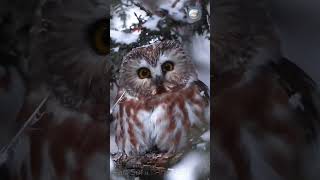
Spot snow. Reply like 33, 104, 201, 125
110, 156, 114, 172
142, 15, 162, 31
188, 33, 210, 88
165, 152, 209, 180
196, 143, 207, 150
111, 5, 147, 31
201, 130, 210, 142
112, 47, 120, 52
206, 2, 210, 15
159, 0, 188, 22
149, 37, 160, 44
110, 30, 140, 44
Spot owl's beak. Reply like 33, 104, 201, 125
153, 75, 164, 86
153, 75, 166, 94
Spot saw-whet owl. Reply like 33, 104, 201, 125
213, 0, 320, 179
113, 40, 210, 155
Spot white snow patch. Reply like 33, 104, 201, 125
149, 37, 160, 44
112, 47, 120, 52
110, 156, 114, 172
196, 143, 207, 151
159, 0, 188, 21
165, 152, 208, 180
110, 30, 140, 45
143, 15, 162, 31
111, 5, 147, 30
189, 33, 210, 88
201, 130, 210, 142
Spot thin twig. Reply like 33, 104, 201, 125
131, 1, 153, 17
0, 94, 49, 155
110, 91, 126, 114
111, 152, 183, 177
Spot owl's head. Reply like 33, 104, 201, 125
119, 40, 198, 98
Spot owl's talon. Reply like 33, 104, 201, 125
113, 152, 128, 162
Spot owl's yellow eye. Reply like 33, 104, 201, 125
161, 61, 174, 72
137, 67, 151, 79
89, 19, 109, 55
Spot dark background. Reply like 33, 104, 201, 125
269, 0, 320, 86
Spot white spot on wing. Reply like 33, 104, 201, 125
289, 93, 304, 110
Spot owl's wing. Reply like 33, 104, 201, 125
193, 80, 210, 102
213, 0, 320, 126
270, 58, 320, 138
213, 0, 320, 179
190, 80, 210, 126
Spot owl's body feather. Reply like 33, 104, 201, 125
113, 40, 209, 155
115, 80, 209, 155
2, 0, 110, 179
8, 94, 108, 180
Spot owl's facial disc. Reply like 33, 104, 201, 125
120, 40, 198, 98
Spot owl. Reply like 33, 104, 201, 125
213, 0, 320, 180
112, 40, 210, 156
1, 0, 110, 180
